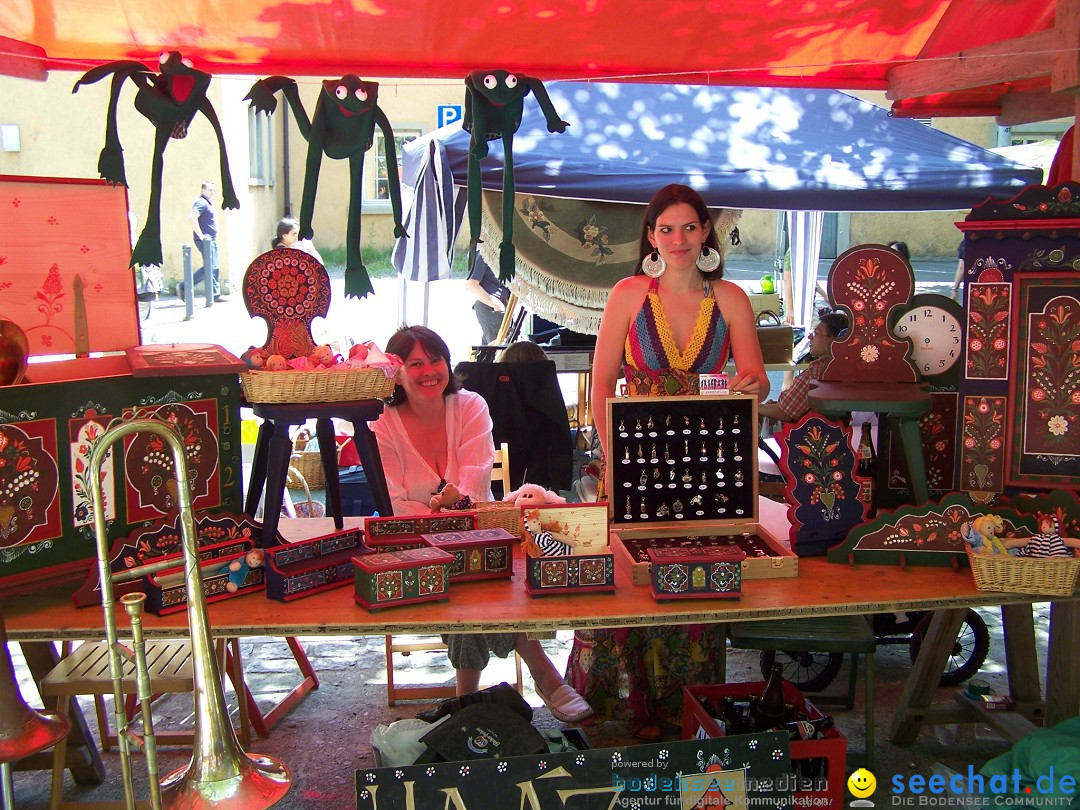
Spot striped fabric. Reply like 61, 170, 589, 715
535, 530, 573, 557
624, 277, 729, 379
391, 138, 459, 283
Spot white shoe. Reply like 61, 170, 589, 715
536, 683, 594, 724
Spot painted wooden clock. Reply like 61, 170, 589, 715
891, 293, 964, 385
878, 292, 963, 508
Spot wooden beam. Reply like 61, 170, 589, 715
997, 88, 1076, 125
1052, 0, 1080, 93
887, 30, 1055, 100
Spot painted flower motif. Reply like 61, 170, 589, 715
426, 767, 435, 776
498, 761, 508, 772
394, 770, 403, 779
537, 760, 547, 770
658, 749, 668, 761
748, 740, 758, 750
364, 773, 376, 783
611, 752, 623, 765
989, 438, 1001, 450
1031, 388, 1046, 402
459, 765, 469, 776
772, 749, 784, 760
970, 338, 984, 352
993, 338, 1007, 351
860, 345, 879, 363
1048, 415, 1069, 436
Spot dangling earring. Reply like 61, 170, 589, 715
641, 250, 666, 278
696, 245, 720, 273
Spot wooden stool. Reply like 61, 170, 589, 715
384, 635, 523, 706
729, 615, 877, 769
244, 400, 394, 547
808, 380, 932, 506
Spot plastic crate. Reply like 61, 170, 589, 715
682, 682, 846, 807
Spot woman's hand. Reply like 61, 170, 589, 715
730, 369, 764, 397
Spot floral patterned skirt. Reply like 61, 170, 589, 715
565, 623, 726, 730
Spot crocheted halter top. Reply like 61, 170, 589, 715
624, 277, 730, 377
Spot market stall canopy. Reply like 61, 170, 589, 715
403, 82, 1044, 213
0, 0, 1067, 123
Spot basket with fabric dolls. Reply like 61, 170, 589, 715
964, 512, 1080, 596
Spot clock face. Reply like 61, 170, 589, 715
892, 294, 963, 378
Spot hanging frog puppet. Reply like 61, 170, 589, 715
463, 70, 568, 282
246, 75, 407, 299
73, 51, 239, 268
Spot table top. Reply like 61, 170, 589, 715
4, 498, 1058, 642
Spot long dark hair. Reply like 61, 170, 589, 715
636, 184, 724, 280
272, 217, 299, 249
384, 325, 462, 406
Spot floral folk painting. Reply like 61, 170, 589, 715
965, 282, 1011, 380
1008, 274, 1080, 487
778, 414, 865, 557
960, 395, 1007, 493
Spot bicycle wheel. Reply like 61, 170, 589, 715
759, 649, 843, 693
909, 608, 991, 686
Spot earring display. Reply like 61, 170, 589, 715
606, 394, 798, 589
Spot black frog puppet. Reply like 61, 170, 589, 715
463, 70, 568, 282
74, 51, 239, 269
246, 75, 407, 299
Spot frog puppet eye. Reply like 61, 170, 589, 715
354, 87, 369, 101
335, 85, 348, 99
483, 74, 498, 89
505, 74, 519, 88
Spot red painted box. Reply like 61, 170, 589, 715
352, 547, 455, 611
143, 538, 264, 616
647, 544, 745, 600
420, 528, 515, 582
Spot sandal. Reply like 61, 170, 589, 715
536, 683, 595, 724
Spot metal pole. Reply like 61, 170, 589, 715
182, 244, 194, 321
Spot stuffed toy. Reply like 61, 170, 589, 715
1003, 515, 1080, 558
428, 482, 473, 513
965, 514, 1009, 555
246, 74, 407, 299
503, 483, 566, 507
521, 507, 578, 556
463, 70, 568, 282
265, 354, 289, 371
224, 549, 264, 593
74, 51, 239, 268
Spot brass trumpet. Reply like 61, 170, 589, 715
89, 418, 291, 809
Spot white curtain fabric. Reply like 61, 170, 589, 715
787, 211, 824, 328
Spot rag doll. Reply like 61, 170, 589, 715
224, 548, 264, 593
521, 507, 578, 557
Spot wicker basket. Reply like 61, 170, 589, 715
463, 501, 523, 538
240, 368, 396, 404
285, 465, 326, 518
967, 548, 1080, 596
287, 450, 325, 490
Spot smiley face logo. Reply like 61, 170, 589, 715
847, 768, 877, 799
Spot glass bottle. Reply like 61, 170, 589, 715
857, 422, 877, 518
751, 663, 787, 731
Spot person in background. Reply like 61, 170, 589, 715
370, 325, 592, 723
952, 239, 965, 301
466, 255, 511, 344
498, 340, 549, 363
888, 240, 911, 262
272, 216, 325, 266
759, 309, 849, 423
569, 183, 767, 740
187, 180, 226, 302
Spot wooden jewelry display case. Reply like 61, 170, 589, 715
606, 395, 796, 598
0, 175, 244, 597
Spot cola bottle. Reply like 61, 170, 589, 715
857, 422, 877, 518
751, 663, 787, 731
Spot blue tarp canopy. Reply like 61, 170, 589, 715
405, 82, 1041, 212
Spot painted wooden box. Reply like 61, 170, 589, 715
607, 395, 796, 587
420, 528, 515, 582
352, 547, 455, 611
521, 502, 614, 597
265, 527, 369, 602
0, 176, 245, 598
648, 544, 744, 600
143, 538, 265, 616
364, 512, 476, 553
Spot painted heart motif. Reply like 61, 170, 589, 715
0, 506, 15, 539
820, 491, 835, 511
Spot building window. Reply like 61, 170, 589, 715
366, 127, 422, 205
248, 107, 275, 186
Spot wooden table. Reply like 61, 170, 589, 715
5, 500, 1078, 742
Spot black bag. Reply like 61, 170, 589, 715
756, 310, 794, 364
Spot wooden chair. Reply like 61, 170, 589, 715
384, 443, 522, 706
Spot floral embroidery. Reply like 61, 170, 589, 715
519, 197, 552, 242
574, 214, 612, 265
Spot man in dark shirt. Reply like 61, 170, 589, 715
465, 255, 510, 344
187, 180, 225, 302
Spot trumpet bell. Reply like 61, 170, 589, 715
0, 609, 71, 764
160, 752, 291, 809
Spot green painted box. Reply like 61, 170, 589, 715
352, 547, 455, 610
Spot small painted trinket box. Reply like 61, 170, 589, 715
353, 547, 455, 610
420, 528, 515, 582
265, 527, 369, 601
647, 544, 745, 600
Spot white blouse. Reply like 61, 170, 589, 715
370, 390, 495, 515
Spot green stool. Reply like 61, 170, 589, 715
729, 615, 876, 769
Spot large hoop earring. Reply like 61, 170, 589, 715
642, 251, 666, 278
696, 245, 720, 273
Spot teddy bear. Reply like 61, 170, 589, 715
224, 548, 264, 592
503, 483, 566, 507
